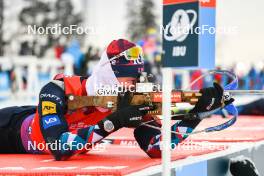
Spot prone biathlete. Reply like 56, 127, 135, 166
0, 39, 233, 160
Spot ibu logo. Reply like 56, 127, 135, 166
173, 46, 187, 56
164, 9, 197, 42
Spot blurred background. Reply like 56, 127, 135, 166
0, 0, 264, 106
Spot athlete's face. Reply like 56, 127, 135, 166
117, 77, 137, 87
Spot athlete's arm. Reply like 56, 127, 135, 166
58, 104, 152, 160
38, 81, 152, 160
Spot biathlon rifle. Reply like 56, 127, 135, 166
67, 71, 263, 115
66, 72, 202, 116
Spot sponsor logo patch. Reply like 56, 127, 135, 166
40, 93, 63, 105
42, 101, 56, 115
42, 115, 61, 129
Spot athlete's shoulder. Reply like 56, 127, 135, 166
53, 74, 88, 95
53, 73, 88, 81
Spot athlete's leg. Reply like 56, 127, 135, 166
0, 106, 35, 153
134, 119, 201, 158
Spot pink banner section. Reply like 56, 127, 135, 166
163, 0, 216, 7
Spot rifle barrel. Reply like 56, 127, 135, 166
188, 90, 264, 94
227, 90, 264, 94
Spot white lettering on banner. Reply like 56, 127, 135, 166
0, 166, 128, 171
82, 166, 128, 170
173, 46, 186, 57
120, 141, 139, 147
0, 167, 25, 170
33, 167, 78, 170
40, 159, 54, 163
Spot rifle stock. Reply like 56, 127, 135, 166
67, 91, 201, 115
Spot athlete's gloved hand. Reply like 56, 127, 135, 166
117, 91, 132, 110
98, 104, 155, 135
190, 82, 234, 113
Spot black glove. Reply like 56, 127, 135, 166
230, 157, 259, 176
190, 82, 234, 113
98, 104, 155, 136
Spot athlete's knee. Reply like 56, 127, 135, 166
134, 123, 160, 152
